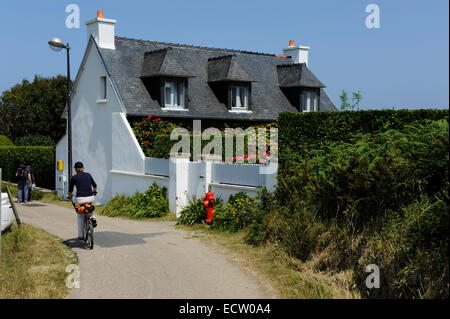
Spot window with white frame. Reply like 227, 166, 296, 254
163, 79, 185, 108
302, 90, 319, 112
230, 85, 249, 110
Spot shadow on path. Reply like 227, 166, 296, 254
21, 203, 47, 208
64, 238, 88, 249
93, 231, 169, 248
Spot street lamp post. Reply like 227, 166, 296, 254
48, 38, 73, 185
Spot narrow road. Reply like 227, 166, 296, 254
17, 202, 270, 299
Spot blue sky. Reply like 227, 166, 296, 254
0, 0, 448, 109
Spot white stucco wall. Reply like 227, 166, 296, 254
69, 41, 123, 205
112, 112, 145, 174
55, 134, 68, 196
110, 170, 169, 197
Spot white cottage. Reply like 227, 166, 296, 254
55, 11, 335, 214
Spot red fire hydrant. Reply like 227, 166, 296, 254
203, 190, 215, 224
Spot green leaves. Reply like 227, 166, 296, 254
102, 182, 169, 218
0, 135, 14, 146
177, 198, 206, 226
0, 75, 70, 143
14, 135, 55, 146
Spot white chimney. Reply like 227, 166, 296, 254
282, 40, 309, 66
85, 10, 116, 50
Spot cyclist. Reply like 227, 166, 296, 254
67, 161, 98, 240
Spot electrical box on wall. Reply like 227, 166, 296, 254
57, 160, 64, 171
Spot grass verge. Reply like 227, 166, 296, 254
0, 223, 78, 299
177, 224, 360, 299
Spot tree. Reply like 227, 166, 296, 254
0, 75, 71, 143
339, 90, 362, 111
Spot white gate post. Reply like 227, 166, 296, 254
169, 153, 190, 217
203, 154, 221, 193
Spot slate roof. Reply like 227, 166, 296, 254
141, 47, 193, 78
97, 36, 337, 120
207, 55, 255, 83
277, 63, 325, 88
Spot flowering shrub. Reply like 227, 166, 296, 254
132, 115, 177, 158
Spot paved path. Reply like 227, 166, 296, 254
17, 202, 270, 299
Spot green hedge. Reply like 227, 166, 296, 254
271, 110, 449, 298
278, 109, 449, 163
0, 135, 14, 146
14, 135, 55, 146
0, 146, 55, 189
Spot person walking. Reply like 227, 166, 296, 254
25, 162, 35, 202
15, 163, 31, 203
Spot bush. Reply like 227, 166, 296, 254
177, 198, 206, 226
102, 183, 169, 219
15, 135, 55, 146
0, 146, 55, 189
278, 120, 449, 229
0, 135, 14, 146
212, 192, 256, 232
268, 117, 449, 298
278, 109, 449, 164
244, 187, 274, 246
355, 196, 449, 298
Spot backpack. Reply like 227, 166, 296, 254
17, 167, 27, 181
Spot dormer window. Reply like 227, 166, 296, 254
302, 90, 319, 112
277, 63, 325, 112
231, 85, 249, 109
163, 79, 185, 108
207, 55, 255, 112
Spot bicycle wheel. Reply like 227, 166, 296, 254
86, 220, 94, 250
83, 216, 89, 242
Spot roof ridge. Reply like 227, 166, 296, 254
115, 36, 279, 57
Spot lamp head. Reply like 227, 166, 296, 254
48, 37, 66, 51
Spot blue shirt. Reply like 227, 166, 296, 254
69, 172, 97, 197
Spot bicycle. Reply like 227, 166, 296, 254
70, 196, 96, 250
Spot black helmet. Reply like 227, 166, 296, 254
74, 162, 84, 168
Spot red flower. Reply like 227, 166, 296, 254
154, 118, 161, 122
148, 132, 153, 136
145, 141, 149, 147
148, 115, 152, 119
